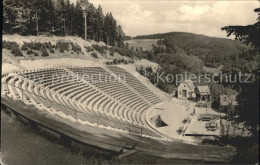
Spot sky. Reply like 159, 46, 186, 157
71, 0, 259, 38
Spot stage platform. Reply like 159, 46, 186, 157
152, 100, 192, 139
184, 116, 220, 136
149, 99, 220, 139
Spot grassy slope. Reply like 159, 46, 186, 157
124, 39, 159, 51
2, 35, 120, 71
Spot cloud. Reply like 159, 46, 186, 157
71, 0, 259, 38
179, 5, 210, 15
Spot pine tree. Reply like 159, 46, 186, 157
117, 25, 125, 47
109, 13, 117, 46
3, 0, 125, 46
104, 13, 111, 45
87, 4, 96, 40
74, 0, 84, 37
96, 5, 104, 42
3, 0, 18, 34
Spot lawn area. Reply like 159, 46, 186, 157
124, 39, 159, 51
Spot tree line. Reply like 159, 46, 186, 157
3, 0, 125, 46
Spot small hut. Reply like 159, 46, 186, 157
220, 95, 238, 109
195, 86, 211, 102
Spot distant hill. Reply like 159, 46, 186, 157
123, 36, 133, 40
134, 32, 251, 68
134, 32, 195, 40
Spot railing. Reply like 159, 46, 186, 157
2, 81, 165, 139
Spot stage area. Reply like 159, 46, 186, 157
185, 116, 220, 136
147, 98, 221, 142
148, 100, 192, 140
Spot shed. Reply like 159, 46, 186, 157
195, 86, 211, 101
220, 95, 238, 107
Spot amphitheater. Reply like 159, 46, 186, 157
2, 63, 236, 162
2, 64, 166, 137
1, 36, 235, 163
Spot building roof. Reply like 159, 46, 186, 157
196, 86, 210, 94
220, 95, 238, 106
178, 80, 195, 90
186, 81, 195, 90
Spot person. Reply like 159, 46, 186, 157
193, 108, 195, 114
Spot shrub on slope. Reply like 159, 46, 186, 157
41, 45, 49, 57
92, 44, 108, 54
3, 41, 23, 56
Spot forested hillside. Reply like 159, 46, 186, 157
134, 32, 257, 69
3, 0, 125, 46
134, 32, 193, 40
128, 32, 258, 99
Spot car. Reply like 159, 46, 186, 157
205, 120, 219, 131
195, 101, 208, 108
198, 114, 220, 121
198, 114, 215, 121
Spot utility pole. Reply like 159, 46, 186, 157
81, 3, 89, 40
22, 88, 24, 102
64, 17, 66, 35
70, 21, 72, 35
84, 12, 87, 40
36, 9, 38, 35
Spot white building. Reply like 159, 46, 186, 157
177, 80, 196, 99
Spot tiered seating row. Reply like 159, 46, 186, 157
68, 67, 150, 117
107, 66, 162, 104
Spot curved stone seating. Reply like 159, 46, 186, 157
1, 67, 165, 138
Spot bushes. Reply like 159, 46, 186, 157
43, 41, 54, 49
22, 42, 51, 51
110, 51, 114, 56
26, 49, 39, 56
21, 43, 28, 51
3, 41, 19, 50
70, 42, 81, 53
25, 42, 42, 50
50, 48, 55, 53
129, 60, 134, 63
55, 41, 80, 53
27, 49, 34, 55
113, 47, 135, 58
85, 46, 93, 52
56, 41, 70, 52
34, 51, 39, 56
41, 45, 49, 57
109, 47, 115, 56
106, 58, 134, 65
3, 40, 87, 57
91, 52, 98, 58
2, 41, 23, 56
11, 46, 23, 56
22, 41, 81, 54
92, 44, 108, 54
25, 46, 44, 57
89, 44, 140, 58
